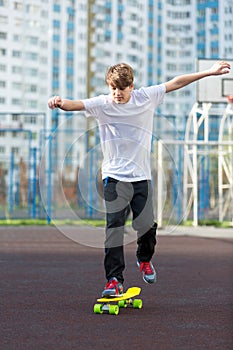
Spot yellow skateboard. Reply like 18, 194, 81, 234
93, 287, 142, 315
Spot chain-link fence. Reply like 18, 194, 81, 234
0, 113, 232, 226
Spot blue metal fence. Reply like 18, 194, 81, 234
0, 117, 232, 224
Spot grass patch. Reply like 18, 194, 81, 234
0, 219, 48, 226
0, 218, 107, 227
182, 220, 232, 228
0, 219, 231, 228
52, 219, 107, 227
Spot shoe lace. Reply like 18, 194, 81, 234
140, 262, 152, 274
105, 279, 117, 289
105, 281, 113, 289
105, 279, 122, 295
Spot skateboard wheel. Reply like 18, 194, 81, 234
94, 304, 103, 314
118, 300, 127, 308
109, 305, 119, 315
133, 299, 142, 309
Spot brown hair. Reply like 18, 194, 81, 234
105, 63, 134, 89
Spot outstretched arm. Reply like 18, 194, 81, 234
164, 61, 231, 93
48, 96, 85, 111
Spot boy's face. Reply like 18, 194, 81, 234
109, 83, 134, 104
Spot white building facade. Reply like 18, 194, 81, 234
0, 0, 232, 163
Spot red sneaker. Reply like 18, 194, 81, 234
137, 261, 156, 284
102, 277, 124, 297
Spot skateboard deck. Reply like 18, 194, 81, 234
94, 287, 142, 315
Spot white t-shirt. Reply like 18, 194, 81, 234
82, 83, 166, 181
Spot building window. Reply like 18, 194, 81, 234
26, 100, 38, 108
0, 81, 6, 88
12, 114, 19, 121
12, 50, 21, 58
12, 66, 22, 74
27, 36, 38, 45
12, 98, 21, 106
0, 64, 6, 72
13, 34, 21, 42
0, 32, 7, 39
0, 16, 7, 24
0, 48, 6, 56
14, 2, 23, 10
25, 52, 38, 61
26, 4, 39, 14
25, 116, 37, 124
14, 18, 23, 26
12, 82, 22, 90
26, 68, 38, 77
28, 85, 37, 92
11, 147, 19, 154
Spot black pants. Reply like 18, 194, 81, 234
103, 177, 157, 284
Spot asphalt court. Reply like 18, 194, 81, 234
0, 226, 232, 350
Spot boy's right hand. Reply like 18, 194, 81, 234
48, 96, 63, 109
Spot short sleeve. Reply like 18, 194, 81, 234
81, 95, 106, 118
138, 83, 166, 107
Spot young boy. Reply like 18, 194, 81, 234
48, 61, 230, 297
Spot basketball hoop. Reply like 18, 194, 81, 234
227, 95, 233, 104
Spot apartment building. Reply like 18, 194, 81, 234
197, 0, 233, 59
47, 0, 151, 179
0, 0, 232, 162
156, 0, 196, 127
156, 0, 233, 134
0, 0, 50, 174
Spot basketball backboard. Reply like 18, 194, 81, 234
196, 58, 233, 103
